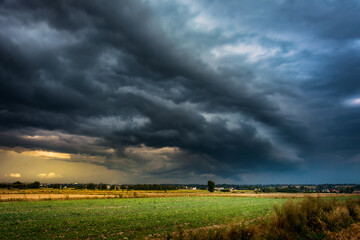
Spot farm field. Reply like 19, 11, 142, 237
1, 188, 357, 201
0, 197, 286, 239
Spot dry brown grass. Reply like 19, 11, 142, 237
0, 188, 359, 202
0, 193, 115, 201
168, 197, 360, 240
327, 223, 360, 240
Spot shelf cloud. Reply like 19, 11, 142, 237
0, 0, 360, 183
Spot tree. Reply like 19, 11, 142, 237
208, 180, 215, 192
87, 183, 96, 190
12, 181, 25, 189
29, 181, 40, 189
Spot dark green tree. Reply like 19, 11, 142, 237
12, 181, 25, 189
208, 180, 215, 192
29, 181, 40, 189
87, 183, 96, 190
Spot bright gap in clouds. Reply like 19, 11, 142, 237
345, 98, 360, 106
21, 150, 71, 159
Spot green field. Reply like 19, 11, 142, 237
0, 197, 286, 239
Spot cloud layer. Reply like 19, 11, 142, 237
0, 0, 360, 183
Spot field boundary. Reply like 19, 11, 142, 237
0, 190, 359, 202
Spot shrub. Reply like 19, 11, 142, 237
220, 189, 230, 192
169, 197, 360, 240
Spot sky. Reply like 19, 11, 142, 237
1, 0, 360, 184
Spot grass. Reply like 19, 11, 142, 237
0, 197, 286, 239
173, 197, 360, 240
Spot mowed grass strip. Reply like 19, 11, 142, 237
0, 197, 286, 239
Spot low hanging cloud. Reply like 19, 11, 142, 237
36, 172, 63, 179
6, 173, 21, 178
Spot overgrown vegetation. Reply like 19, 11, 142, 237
169, 197, 360, 240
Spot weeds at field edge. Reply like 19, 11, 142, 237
168, 197, 360, 240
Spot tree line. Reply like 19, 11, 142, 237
0, 181, 40, 189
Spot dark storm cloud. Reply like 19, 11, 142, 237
1, 0, 360, 182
